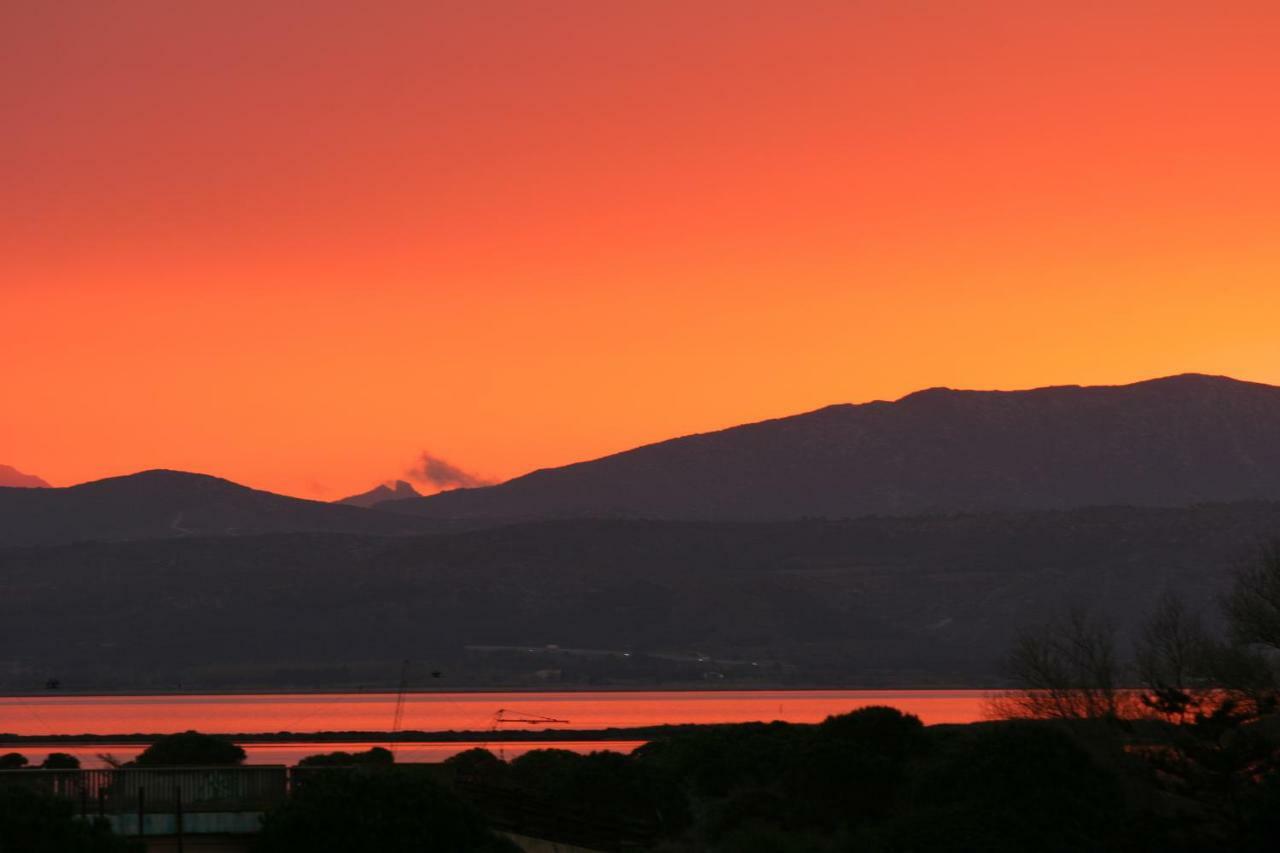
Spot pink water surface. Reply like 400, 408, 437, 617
0, 689, 989, 737
1, 690, 991, 767
10, 740, 651, 769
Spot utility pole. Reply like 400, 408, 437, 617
389, 659, 410, 757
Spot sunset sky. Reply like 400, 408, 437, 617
4, 1, 1280, 499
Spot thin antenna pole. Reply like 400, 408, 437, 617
389, 659, 410, 757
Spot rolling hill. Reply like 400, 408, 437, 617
3, 502, 1277, 690
0, 470, 446, 547
0, 464, 49, 489
382, 374, 1280, 521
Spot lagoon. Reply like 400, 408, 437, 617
1, 689, 991, 767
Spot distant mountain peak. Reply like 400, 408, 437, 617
107, 469, 232, 484
1132, 372, 1264, 389
0, 464, 50, 489
1142, 373, 1229, 384
335, 479, 422, 509
68, 469, 255, 498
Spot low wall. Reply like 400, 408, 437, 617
105, 811, 265, 836
138, 838, 254, 853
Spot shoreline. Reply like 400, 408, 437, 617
0, 684, 998, 699
0, 719, 992, 749
0, 730, 659, 747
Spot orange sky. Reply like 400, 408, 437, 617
3, 1, 1280, 499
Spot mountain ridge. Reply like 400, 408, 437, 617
6, 373, 1277, 545
0, 469, 447, 547
380, 374, 1280, 521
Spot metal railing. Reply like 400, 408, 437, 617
0, 766, 288, 816
0, 764, 661, 847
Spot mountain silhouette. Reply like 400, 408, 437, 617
383, 375, 1280, 521
0, 464, 49, 489
335, 479, 421, 508
0, 470, 443, 547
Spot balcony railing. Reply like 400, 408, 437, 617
0, 766, 288, 816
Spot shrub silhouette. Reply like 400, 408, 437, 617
133, 731, 245, 766
890, 722, 1125, 853
442, 747, 507, 782
787, 706, 926, 826
635, 721, 804, 798
0, 786, 139, 852
40, 752, 81, 769
254, 769, 517, 853
297, 746, 392, 767
508, 748, 690, 837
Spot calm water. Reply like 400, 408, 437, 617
8, 740, 654, 769
1, 690, 989, 768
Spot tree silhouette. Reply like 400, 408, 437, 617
40, 753, 81, 770
1226, 542, 1280, 652
992, 608, 1123, 720
133, 732, 245, 766
297, 747, 392, 767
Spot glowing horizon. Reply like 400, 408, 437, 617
4, 2, 1279, 499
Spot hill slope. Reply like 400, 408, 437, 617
0, 470, 445, 547
3, 502, 1277, 690
0, 464, 49, 488
384, 374, 1280, 521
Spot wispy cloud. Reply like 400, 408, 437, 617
406, 452, 492, 492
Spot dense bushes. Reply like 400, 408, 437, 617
297, 746, 393, 767
254, 769, 517, 853
888, 722, 1128, 853
5, 707, 1273, 851
631, 705, 1278, 852
444, 745, 691, 839
989, 545, 1280, 851
636, 706, 925, 845
132, 731, 245, 766
0, 787, 139, 853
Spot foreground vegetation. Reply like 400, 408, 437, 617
3, 546, 1280, 851
0, 786, 139, 853
4, 705, 1277, 852
285, 542, 1280, 851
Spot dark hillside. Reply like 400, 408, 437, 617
387, 375, 1280, 521
0, 470, 445, 547
3, 502, 1277, 690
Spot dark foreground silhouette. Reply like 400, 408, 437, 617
4, 707, 1278, 853
5, 545, 1279, 850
